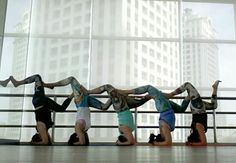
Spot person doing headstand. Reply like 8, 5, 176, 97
10, 74, 73, 145
43, 77, 112, 145
168, 80, 221, 146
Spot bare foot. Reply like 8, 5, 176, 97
212, 80, 221, 89
0, 77, 10, 87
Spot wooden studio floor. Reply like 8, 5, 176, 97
0, 144, 236, 163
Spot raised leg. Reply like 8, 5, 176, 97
0, 77, 10, 87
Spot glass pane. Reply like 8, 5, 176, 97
182, 43, 219, 87
1, 37, 29, 81
217, 129, 236, 143
183, 2, 235, 40
93, 0, 178, 38
218, 44, 236, 87
90, 40, 180, 88
0, 128, 21, 141
54, 128, 74, 142
23, 38, 90, 87
88, 128, 119, 143
4, 0, 31, 33
30, 0, 91, 36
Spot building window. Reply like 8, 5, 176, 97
71, 56, 79, 65
53, 10, 60, 19
85, 13, 90, 23
62, 19, 70, 28
150, 61, 154, 69
142, 18, 147, 27
156, 52, 161, 60
72, 42, 80, 51
50, 47, 58, 56
61, 45, 69, 54
142, 58, 147, 67
49, 60, 57, 69
157, 65, 161, 73
163, 56, 168, 63
73, 16, 81, 25
142, 44, 147, 53
142, 72, 147, 80
142, 114, 147, 123
74, 3, 82, 12
127, 8, 131, 17
52, 22, 59, 31
149, 74, 155, 83
60, 58, 68, 67
163, 68, 168, 75
149, 11, 154, 20
63, 7, 71, 16
142, 6, 147, 15
150, 49, 154, 57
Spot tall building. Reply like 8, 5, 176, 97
183, 8, 225, 141
90, 0, 182, 142
7, 10, 32, 140
11, 1, 227, 142
183, 8, 219, 86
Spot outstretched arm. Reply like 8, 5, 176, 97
43, 76, 81, 88
43, 76, 88, 96
118, 85, 158, 97
87, 85, 108, 94
10, 74, 43, 87
0, 77, 10, 87
88, 84, 115, 95
88, 96, 112, 111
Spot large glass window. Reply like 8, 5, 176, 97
1, 0, 236, 143
4, 0, 31, 34
92, 0, 179, 38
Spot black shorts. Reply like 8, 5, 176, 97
192, 113, 208, 132
32, 91, 47, 108
35, 106, 53, 129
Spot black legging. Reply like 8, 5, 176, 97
24, 74, 72, 128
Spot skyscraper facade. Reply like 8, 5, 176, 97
6, 0, 221, 143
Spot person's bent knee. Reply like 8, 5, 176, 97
183, 82, 194, 88
67, 76, 76, 82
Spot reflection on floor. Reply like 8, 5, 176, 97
1, 144, 236, 163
